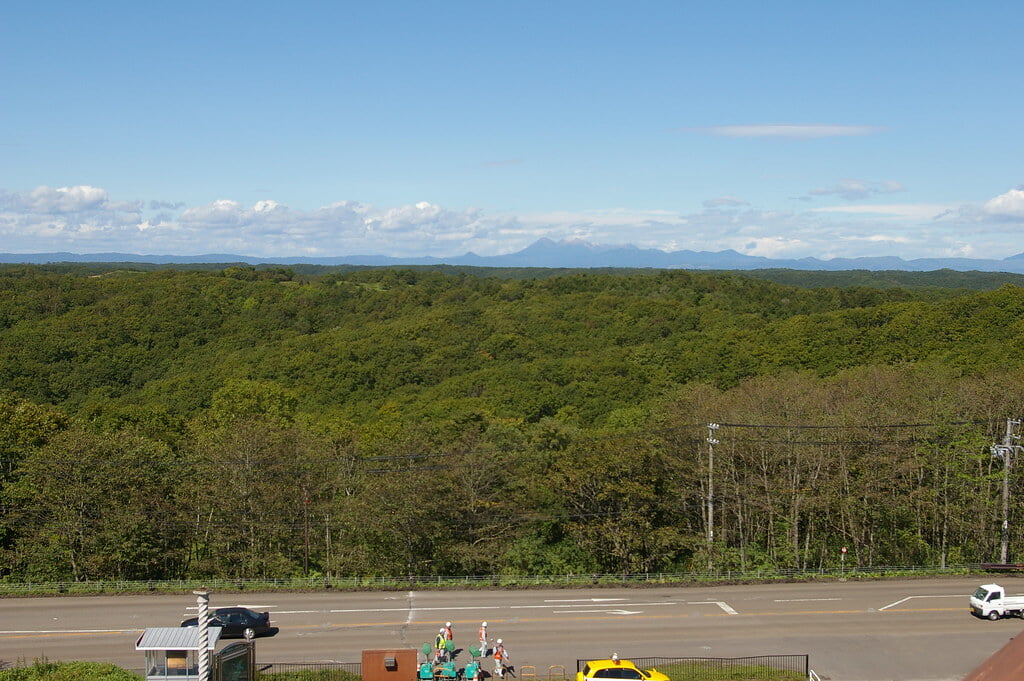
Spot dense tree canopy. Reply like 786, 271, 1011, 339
1, 264, 1024, 580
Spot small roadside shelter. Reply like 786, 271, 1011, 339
136, 627, 223, 681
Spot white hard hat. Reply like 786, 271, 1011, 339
446, 622, 451, 627
482, 621, 487, 626
497, 639, 502, 644
440, 628, 445, 632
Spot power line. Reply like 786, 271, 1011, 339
4, 419, 991, 470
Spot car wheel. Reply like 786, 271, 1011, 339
988, 610, 1001, 621
244, 627, 256, 640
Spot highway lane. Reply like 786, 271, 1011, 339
1, 577, 1022, 681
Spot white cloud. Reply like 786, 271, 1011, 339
172, 197, 496, 256
0, 186, 144, 247
703, 195, 750, 209
0, 185, 142, 216
28, 185, 108, 212
518, 207, 686, 229
740, 236, 807, 257
688, 124, 884, 139
253, 199, 283, 214
807, 179, 906, 201
180, 199, 245, 228
857, 234, 913, 244
810, 203, 956, 220
983, 187, 1024, 219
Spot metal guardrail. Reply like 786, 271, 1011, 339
0, 563, 988, 596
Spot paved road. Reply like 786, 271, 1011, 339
1, 577, 1023, 681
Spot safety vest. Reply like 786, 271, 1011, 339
478, 626, 487, 640
494, 645, 505, 661
436, 634, 446, 649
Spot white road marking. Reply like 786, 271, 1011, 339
690, 601, 738, 615
268, 602, 679, 614
328, 605, 492, 614
553, 609, 643, 615
543, 598, 627, 602
185, 604, 275, 611
880, 596, 912, 611
879, 594, 967, 611
511, 602, 675, 610
271, 602, 677, 616
0, 628, 136, 634
774, 598, 842, 602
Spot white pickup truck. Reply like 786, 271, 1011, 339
970, 583, 1024, 620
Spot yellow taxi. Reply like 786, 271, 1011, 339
576, 658, 670, 681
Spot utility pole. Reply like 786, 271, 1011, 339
194, 589, 211, 681
991, 418, 1021, 564
303, 487, 310, 578
706, 422, 720, 570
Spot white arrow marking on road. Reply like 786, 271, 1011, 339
543, 598, 627, 602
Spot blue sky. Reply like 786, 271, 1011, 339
3, 1, 1024, 260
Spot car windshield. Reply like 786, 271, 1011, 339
593, 669, 644, 680
974, 587, 991, 600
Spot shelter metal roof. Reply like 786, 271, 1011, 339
136, 627, 223, 650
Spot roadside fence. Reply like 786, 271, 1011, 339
257, 661, 362, 680
0, 563, 990, 596
254, 657, 809, 681
604, 655, 810, 680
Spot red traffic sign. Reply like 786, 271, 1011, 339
841, 546, 848, 553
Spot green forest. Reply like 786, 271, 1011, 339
3, 263, 1024, 582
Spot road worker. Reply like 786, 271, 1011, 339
435, 628, 447, 662
478, 621, 488, 657
493, 638, 508, 678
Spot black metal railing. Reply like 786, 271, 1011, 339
578, 656, 809, 680
257, 661, 362, 680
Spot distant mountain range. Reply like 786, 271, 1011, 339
5, 238, 1024, 273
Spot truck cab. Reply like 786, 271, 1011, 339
970, 583, 1024, 620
